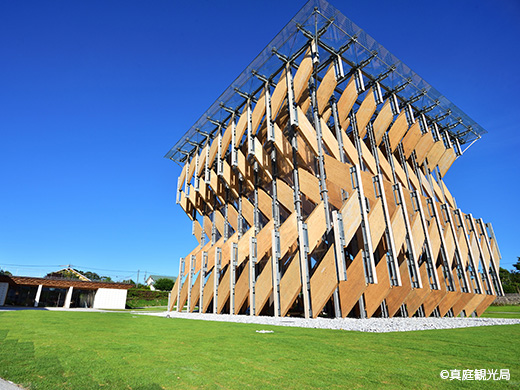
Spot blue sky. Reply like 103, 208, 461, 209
0, 0, 519, 282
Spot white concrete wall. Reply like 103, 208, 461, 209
0, 282, 8, 306
93, 288, 127, 309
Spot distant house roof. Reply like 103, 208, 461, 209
0, 275, 132, 290
45, 267, 91, 281
146, 275, 176, 283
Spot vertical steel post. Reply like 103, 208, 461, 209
249, 236, 257, 316
382, 133, 422, 289
213, 248, 221, 314
367, 124, 401, 286
286, 65, 312, 319
454, 209, 483, 294
200, 252, 207, 312
477, 219, 504, 296
309, 78, 331, 230
176, 257, 184, 312
186, 254, 195, 312
230, 243, 238, 314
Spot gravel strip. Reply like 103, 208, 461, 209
138, 311, 520, 333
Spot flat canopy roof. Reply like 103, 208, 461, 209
166, 0, 486, 164
0, 275, 133, 290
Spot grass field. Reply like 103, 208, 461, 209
0, 309, 518, 389
482, 305, 520, 319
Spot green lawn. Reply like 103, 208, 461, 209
482, 305, 520, 319
0, 310, 518, 389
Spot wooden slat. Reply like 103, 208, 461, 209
426, 141, 446, 169
187, 154, 197, 183
387, 112, 408, 149
189, 273, 201, 312
280, 213, 298, 258
293, 48, 313, 101
368, 198, 386, 246
214, 209, 226, 237
193, 219, 203, 244
414, 132, 435, 165
296, 106, 319, 155
385, 258, 413, 316
208, 135, 219, 167
257, 187, 273, 219
444, 222, 456, 264
323, 153, 351, 191
277, 179, 295, 212
405, 263, 430, 316
239, 196, 254, 227
217, 266, 230, 313
178, 162, 188, 192
251, 88, 266, 135
169, 278, 180, 311
419, 170, 433, 198
364, 254, 391, 318
411, 213, 425, 257
233, 105, 249, 149
438, 148, 457, 177
442, 181, 456, 208
221, 120, 234, 155
280, 254, 302, 316
423, 264, 447, 316
463, 293, 487, 317
377, 149, 394, 182
391, 205, 407, 252
256, 220, 275, 261
428, 217, 442, 260
317, 63, 337, 115
306, 202, 327, 253
356, 89, 377, 139
339, 190, 361, 246
337, 76, 357, 130
401, 123, 422, 158
320, 118, 341, 160
341, 128, 359, 166
338, 250, 367, 317
475, 294, 496, 316
372, 99, 393, 144
310, 244, 338, 317
237, 228, 254, 267
197, 145, 208, 177
234, 265, 250, 314
178, 278, 189, 311
360, 139, 378, 175
431, 178, 444, 202
271, 68, 288, 119
202, 271, 215, 313
299, 168, 321, 204
392, 155, 408, 188
406, 160, 420, 191
254, 257, 273, 315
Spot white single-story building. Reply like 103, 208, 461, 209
145, 275, 176, 291
0, 275, 132, 309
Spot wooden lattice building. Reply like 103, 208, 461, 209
166, 0, 504, 319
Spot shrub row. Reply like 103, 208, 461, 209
127, 288, 169, 300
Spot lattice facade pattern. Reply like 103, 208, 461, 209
167, 1, 503, 319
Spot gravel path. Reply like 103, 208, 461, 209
139, 311, 520, 333
0, 378, 25, 390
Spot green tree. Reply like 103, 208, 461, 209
499, 259, 520, 294
513, 257, 520, 273
79, 271, 101, 281
154, 278, 175, 291
0, 269, 12, 276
